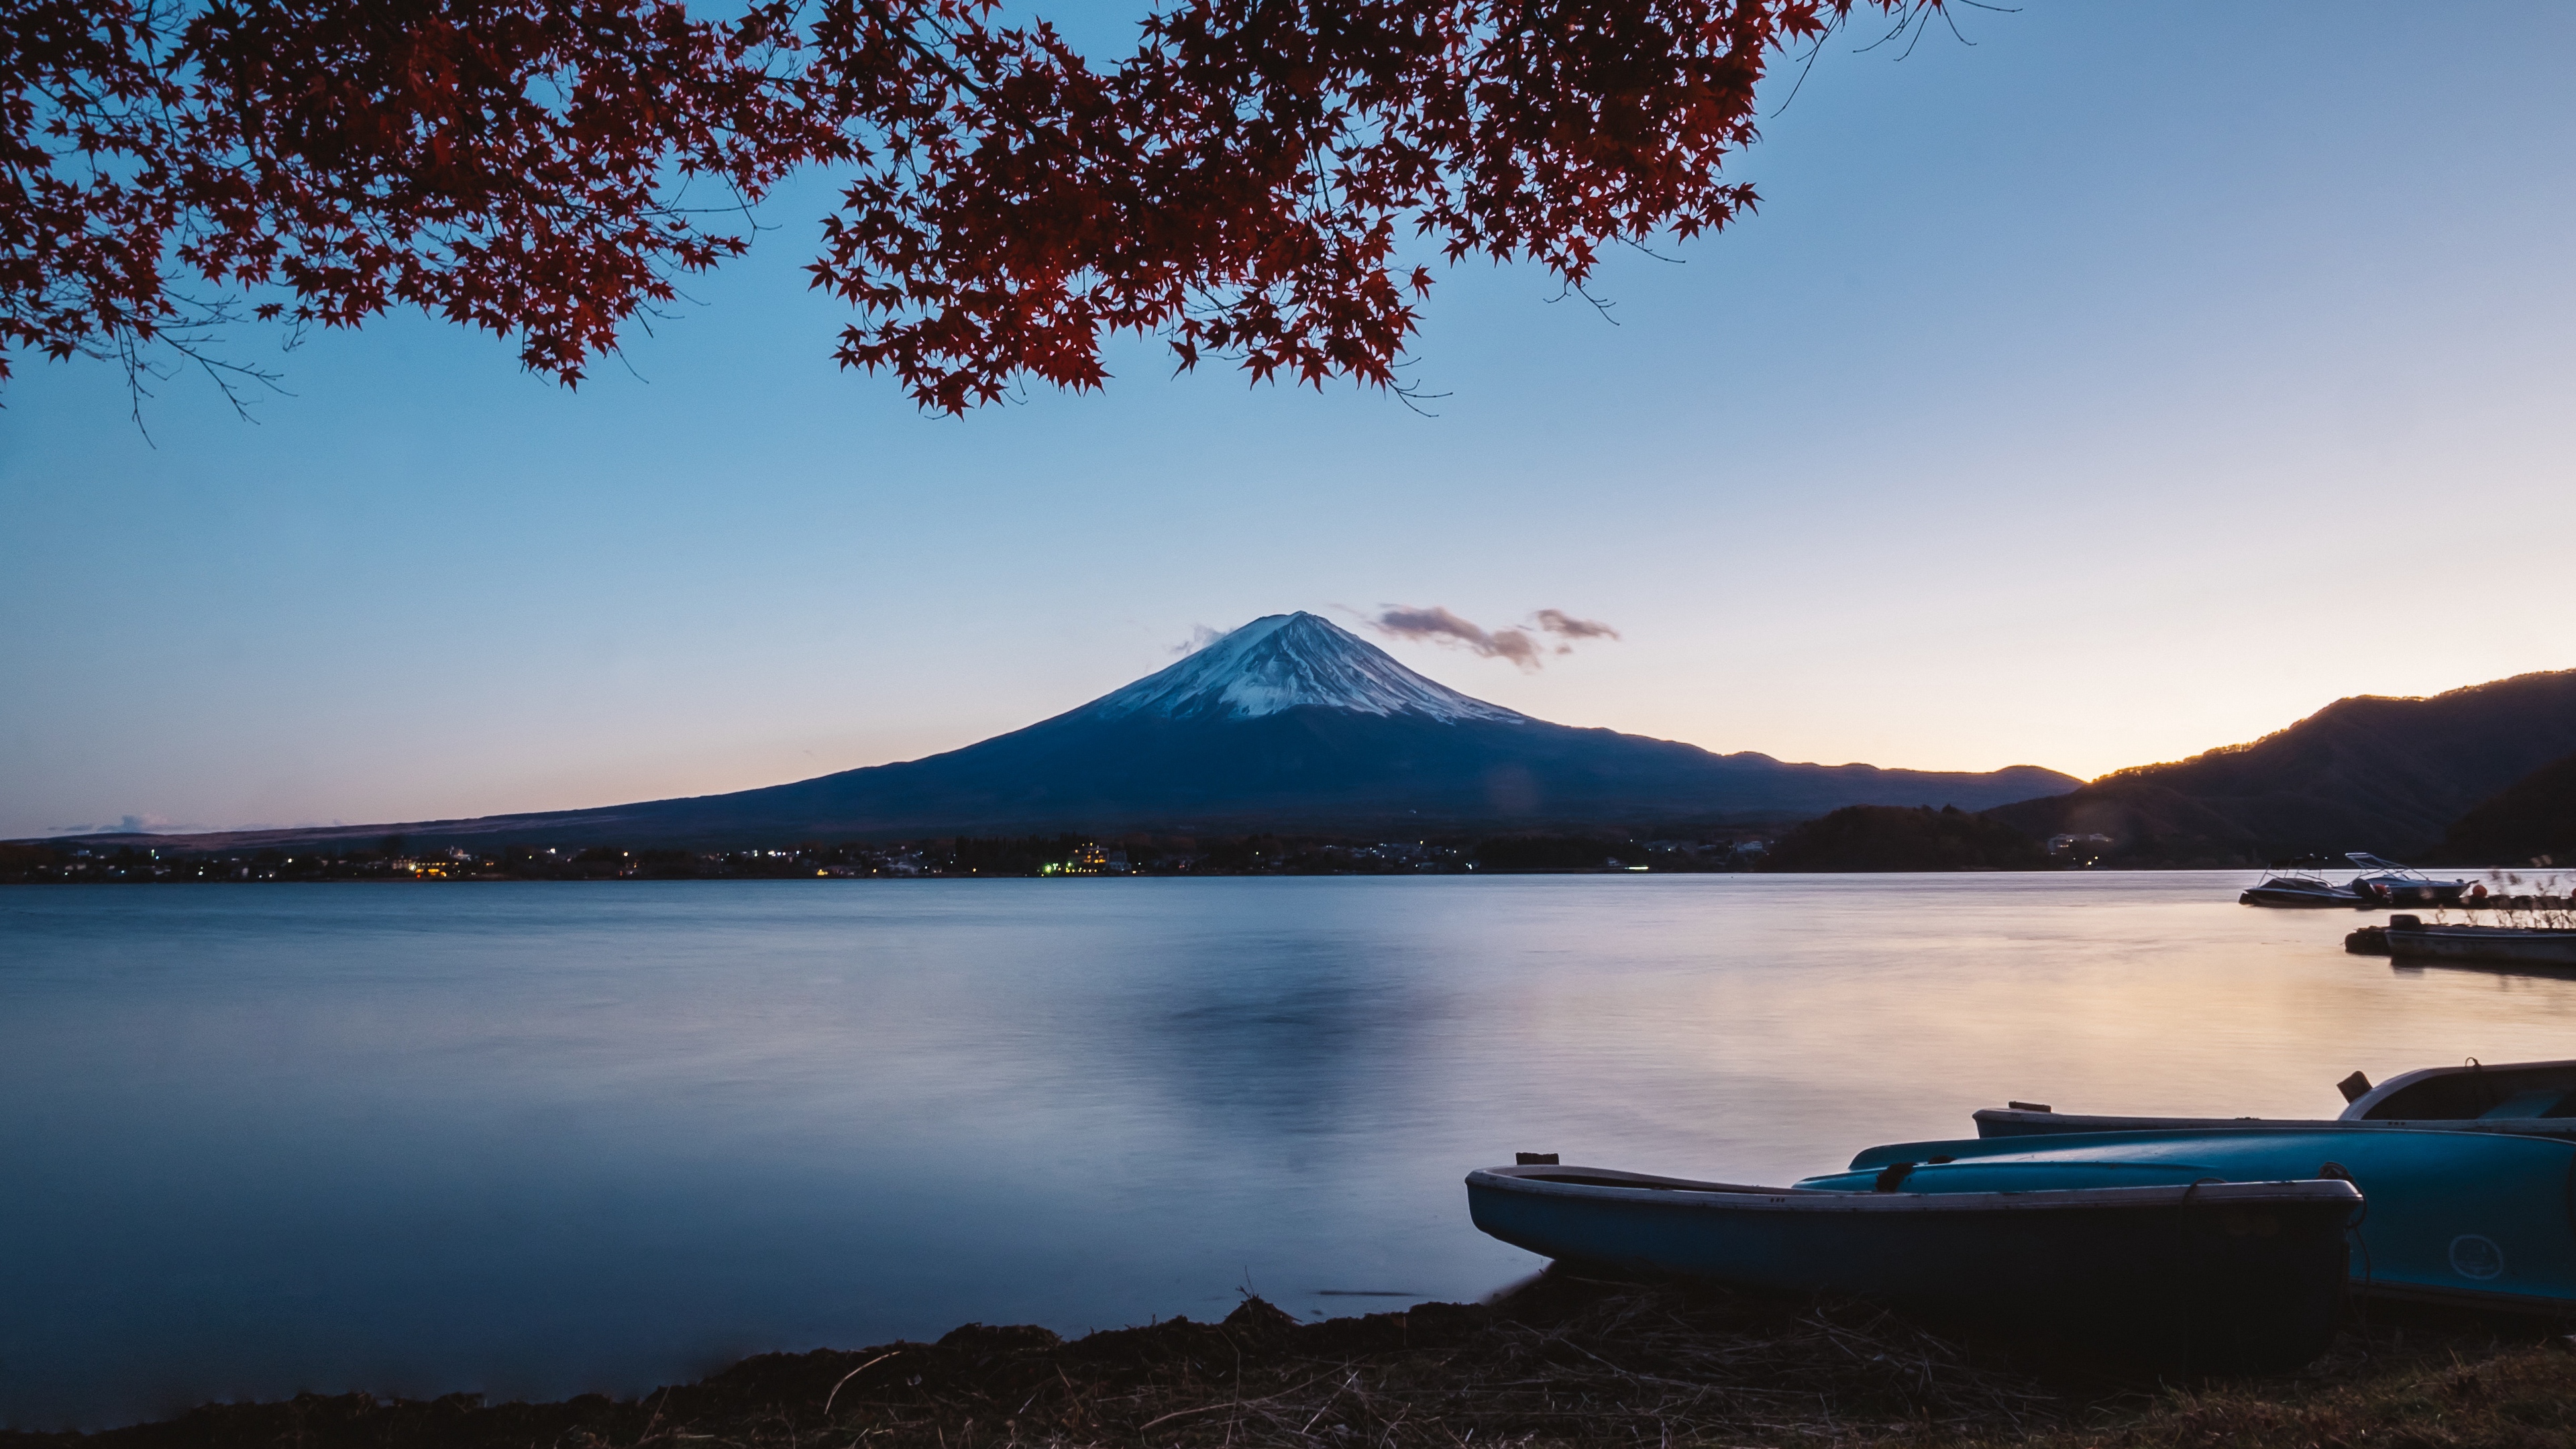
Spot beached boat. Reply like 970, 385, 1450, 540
1829, 1128, 2576, 1314
1466, 1161, 2357, 1368
1976, 1057, 2576, 1141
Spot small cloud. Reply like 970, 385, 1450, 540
1173, 623, 1223, 656
1533, 609, 1620, 642
1370, 605, 1538, 669
1366, 605, 1621, 672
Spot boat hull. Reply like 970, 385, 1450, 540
2241, 885, 2367, 908
1466, 1165, 2356, 1369
1980, 1058, 2576, 1144
1976, 1108, 2576, 1142
1839, 1130, 2576, 1313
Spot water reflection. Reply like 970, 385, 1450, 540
7, 876, 2576, 1428
2390, 960, 2576, 983
1137, 933, 1426, 1134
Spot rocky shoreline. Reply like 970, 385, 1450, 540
7, 1271, 2573, 1449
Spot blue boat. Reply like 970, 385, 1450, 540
1823, 1128, 2576, 1313
1976, 1058, 2576, 1142
1466, 1163, 2359, 1368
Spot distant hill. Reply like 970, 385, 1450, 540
1764, 805, 2048, 872
62, 613, 2080, 853
1985, 670, 2576, 863
2431, 751, 2576, 866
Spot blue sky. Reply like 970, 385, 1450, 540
6, 1, 2574, 837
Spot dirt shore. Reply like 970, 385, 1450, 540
7, 1272, 2572, 1449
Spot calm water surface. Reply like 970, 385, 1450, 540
7, 874, 2575, 1426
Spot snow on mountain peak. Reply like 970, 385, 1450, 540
1080, 612, 1531, 724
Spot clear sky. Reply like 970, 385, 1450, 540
5, 1, 2573, 839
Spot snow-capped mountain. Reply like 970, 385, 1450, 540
105, 613, 2080, 848
1079, 613, 1527, 724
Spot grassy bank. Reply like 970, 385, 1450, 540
9, 1273, 2573, 1449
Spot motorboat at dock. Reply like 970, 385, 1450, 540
2241, 863, 2372, 908
2241, 861, 2370, 908
2350, 855, 2475, 906
1975, 1058, 2576, 1140
1466, 1158, 2357, 1368
2239, 853, 2471, 908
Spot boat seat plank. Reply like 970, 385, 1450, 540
2479, 1089, 2575, 1120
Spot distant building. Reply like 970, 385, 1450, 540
2047, 833, 2114, 866
1052, 843, 1128, 875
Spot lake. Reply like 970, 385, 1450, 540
6, 874, 2573, 1428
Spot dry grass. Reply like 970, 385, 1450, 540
9, 1272, 2571, 1449
2008, 1338, 2576, 1449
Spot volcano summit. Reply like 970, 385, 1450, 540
99, 613, 2079, 850
1083, 612, 1529, 724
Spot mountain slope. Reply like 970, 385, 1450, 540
79, 613, 2080, 851
2432, 751, 2576, 865
1985, 670, 2576, 862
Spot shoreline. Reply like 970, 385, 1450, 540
7, 1272, 2569, 1449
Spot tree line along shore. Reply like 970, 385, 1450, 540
5, 1271, 2569, 1449
0, 830, 1776, 884
10, 796, 2571, 886
0, 818, 2275, 885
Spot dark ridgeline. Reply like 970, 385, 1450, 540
2433, 751, 2576, 866
1983, 669, 2576, 865
47, 613, 2078, 855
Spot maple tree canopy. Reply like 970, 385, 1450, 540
6, 0, 1931, 413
